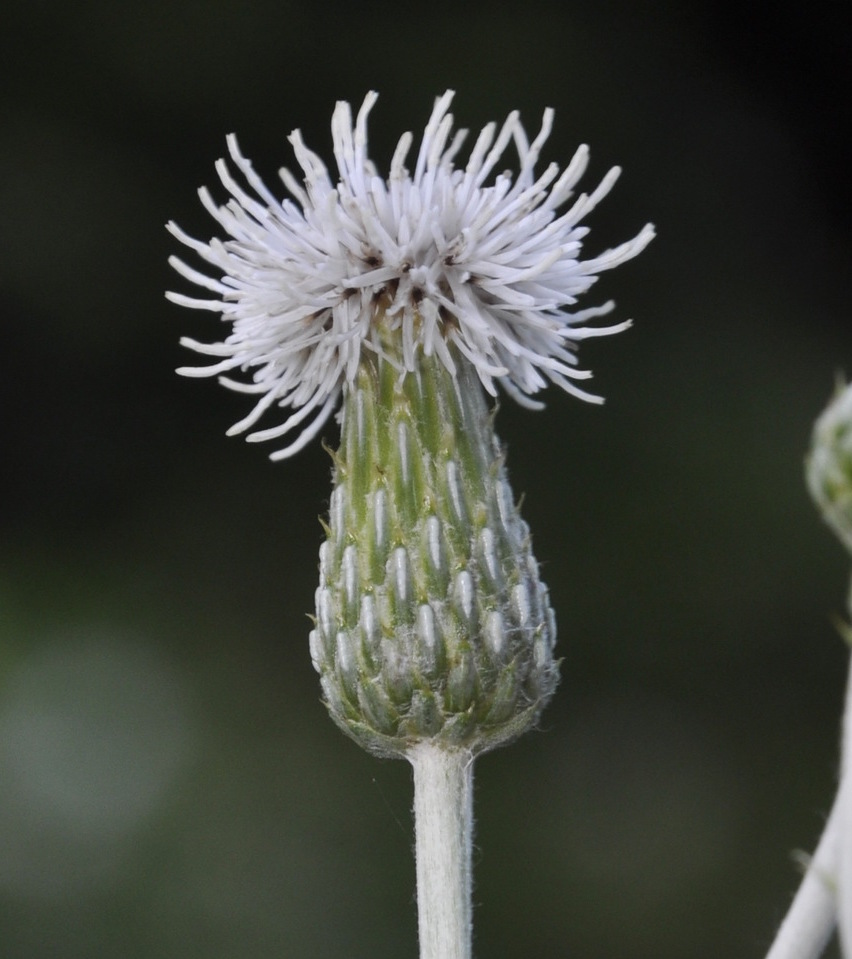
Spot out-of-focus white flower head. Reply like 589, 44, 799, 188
807, 379, 852, 556
167, 90, 654, 459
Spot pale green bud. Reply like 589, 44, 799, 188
309, 339, 559, 759
807, 380, 852, 556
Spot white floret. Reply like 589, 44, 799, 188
167, 91, 654, 458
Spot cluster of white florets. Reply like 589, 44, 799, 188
167, 90, 654, 459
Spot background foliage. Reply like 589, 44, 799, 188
2, 1, 851, 956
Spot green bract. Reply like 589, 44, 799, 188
309, 319, 559, 758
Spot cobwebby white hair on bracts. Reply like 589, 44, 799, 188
167, 90, 655, 460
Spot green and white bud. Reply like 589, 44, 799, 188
807, 380, 852, 556
309, 323, 559, 759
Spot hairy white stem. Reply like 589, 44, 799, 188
409, 743, 474, 959
765, 653, 852, 959
837, 650, 852, 956
764, 794, 841, 959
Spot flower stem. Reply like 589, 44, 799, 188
763, 793, 840, 959
836, 644, 852, 956
764, 651, 852, 959
409, 743, 474, 959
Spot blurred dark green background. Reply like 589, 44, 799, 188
2, 1, 852, 956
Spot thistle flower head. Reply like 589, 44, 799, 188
168, 91, 654, 459
807, 379, 852, 556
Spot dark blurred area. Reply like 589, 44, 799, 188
1, 1, 851, 957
